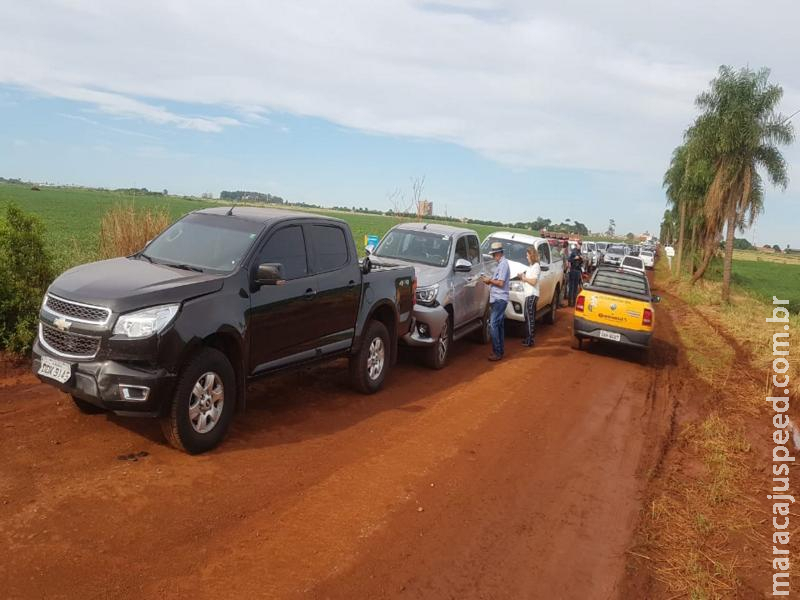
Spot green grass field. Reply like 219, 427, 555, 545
0, 182, 536, 272
705, 255, 800, 312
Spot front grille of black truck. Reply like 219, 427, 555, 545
39, 323, 101, 359
44, 294, 111, 325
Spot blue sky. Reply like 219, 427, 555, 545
1, 1, 799, 246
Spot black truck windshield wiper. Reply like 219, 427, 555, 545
168, 263, 204, 273
137, 252, 154, 263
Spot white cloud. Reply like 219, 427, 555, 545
0, 0, 798, 178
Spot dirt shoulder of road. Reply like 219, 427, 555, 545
623, 263, 800, 598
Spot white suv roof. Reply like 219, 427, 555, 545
484, 231, 545, 246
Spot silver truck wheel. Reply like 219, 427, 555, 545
426, 317, 451, 370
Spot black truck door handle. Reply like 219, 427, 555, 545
347, 280, 356, 288
303, 288, 317, 300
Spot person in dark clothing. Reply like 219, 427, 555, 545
567, 244, 583, 307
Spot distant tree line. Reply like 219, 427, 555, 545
221, 190, 287, 204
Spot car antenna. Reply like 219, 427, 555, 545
226, 205, 235, 216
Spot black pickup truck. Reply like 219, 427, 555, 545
32, 207, 416, 453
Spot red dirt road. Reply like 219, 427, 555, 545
0, 307, 677, 599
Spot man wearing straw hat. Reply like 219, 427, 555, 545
480, 241, 510, 361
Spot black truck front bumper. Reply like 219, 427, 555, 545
32, 338, 177, 416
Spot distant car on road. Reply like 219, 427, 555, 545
573, 266, 660, 349
481, 232, 564, 325
621, 255, 645, 272
581, 241, 599, 271
640, 250, 655, 269
603, 244, 626, 266
369, 223, 492, 369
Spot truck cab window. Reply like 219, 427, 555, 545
467, 236, 480, 265
311, 225, 349, 272
538, 243, 551, 265
259, 226, 308, 279
455, 237, 468, 263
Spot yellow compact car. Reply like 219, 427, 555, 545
573, 266, 660, 349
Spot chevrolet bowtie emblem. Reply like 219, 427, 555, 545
610, 303, 617, 311
53, 317, 72, 332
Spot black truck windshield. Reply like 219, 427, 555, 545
374, 229, 452, 267
141, 213, 263, 273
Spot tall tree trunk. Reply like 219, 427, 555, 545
692, 235, 716, 283
674, 201, 686, 276
721, 199, 737, 302
689, 219, 698, 275
721, 166, 751, 303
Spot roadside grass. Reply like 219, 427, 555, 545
645, 413, 753, 598
0, 182, 536, 272
630, 257, 799, 598
99, 204, 171, 259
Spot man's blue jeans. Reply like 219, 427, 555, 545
489, 300, 507, 357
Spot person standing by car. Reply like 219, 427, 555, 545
480, 242, 510, 361
518, 246, 540, 347
567, 244, 583, 307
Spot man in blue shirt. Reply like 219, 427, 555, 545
480, 241, 510, 361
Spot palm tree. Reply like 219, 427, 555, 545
689, 66, 794, 301
659, 207, 677, 245
663, 145, 689, 275
662, 139, 713, 276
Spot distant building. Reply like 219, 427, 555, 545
417, 199, 433, 217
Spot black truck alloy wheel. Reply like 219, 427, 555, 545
350, 320, 390, 394
160, 347, 236, 454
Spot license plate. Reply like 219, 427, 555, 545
38, 356, 72, 384
598, 330, 622, 342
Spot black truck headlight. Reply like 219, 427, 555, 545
113, 304, 180, 339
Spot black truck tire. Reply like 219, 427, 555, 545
160, 347, 236, 454
350, 320, 391, 394
71, 395, 106, 414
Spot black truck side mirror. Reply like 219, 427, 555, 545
255, 263, 284, 286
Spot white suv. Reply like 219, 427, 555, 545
480, 232, 565, 325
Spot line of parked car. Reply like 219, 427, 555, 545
32, 209, 567, 454
581, 240, 657, 273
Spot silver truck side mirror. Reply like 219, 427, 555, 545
365, 244, 376, 256
454, 258, 472, 272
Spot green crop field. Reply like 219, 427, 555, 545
0, 182, 537, 272
705, 256, 800, 312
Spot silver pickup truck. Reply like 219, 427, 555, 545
368, 223, 492, 369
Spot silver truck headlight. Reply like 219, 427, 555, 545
510, 281, 524, 292
415, 284, 439, 306
113, 304, 180, 338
